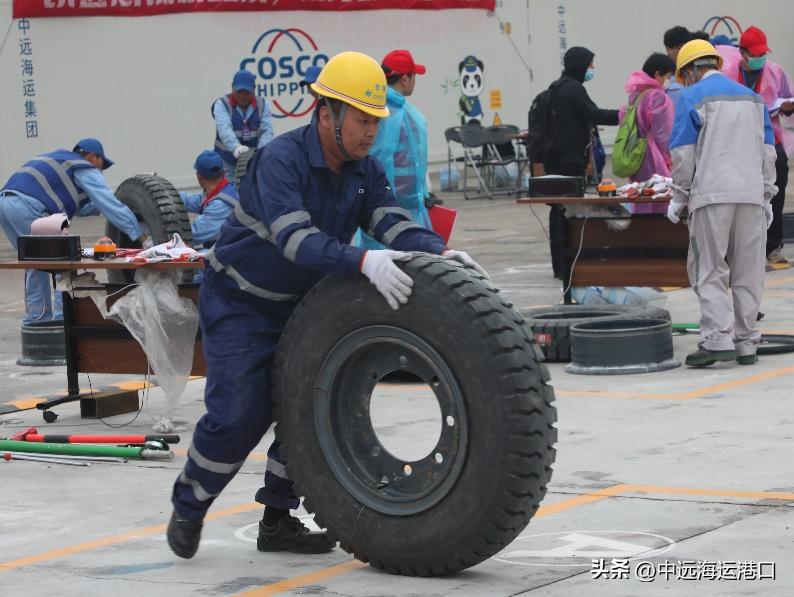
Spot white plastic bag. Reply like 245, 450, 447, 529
60, 270, 199, 431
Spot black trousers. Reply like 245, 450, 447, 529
767, 143, 789, 255
543, 163, 585, 279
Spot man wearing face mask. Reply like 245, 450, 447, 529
166, 51, 486, 560
719, 26, 794, 266
667, 40, 777, 368
542, 46, 619, 279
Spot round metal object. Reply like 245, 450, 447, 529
566, 318, 680, 375
17, 321, 66, 367
313, 325, 468, 516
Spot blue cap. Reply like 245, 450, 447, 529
300, 66, 322, 87
710, 34, 735, 47
194, 150, 225, 178
73, 138, 113, 170
232, 70, 256, 93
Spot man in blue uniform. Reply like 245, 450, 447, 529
179, 150, 238, 249
167, 51, 486, 559
0, 138, 147, 322
212, 70, 275, 179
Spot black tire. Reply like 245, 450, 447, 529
758, 334, 794, 356
522, 304, 671, 363
105, 174, 193, 284
273, 253, 557, 576
234, 150, 254, 187
566, 318, 680, 375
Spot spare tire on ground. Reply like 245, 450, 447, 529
105, 174, 193, 284
522, 304, 671, 363
274, 254, 557, 576
234, 150, 254, 187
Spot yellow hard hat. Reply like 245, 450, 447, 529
675, 39, 724, 83
311, 51, 390, 118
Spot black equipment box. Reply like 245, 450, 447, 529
17, 235, 82, 261
528, 176, 585, 198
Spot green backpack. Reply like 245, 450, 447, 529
612, 91, 649, 178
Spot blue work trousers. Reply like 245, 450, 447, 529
0, 192, 63, 322
171, 270, 299, 522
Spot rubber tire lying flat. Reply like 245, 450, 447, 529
522, 304, 671, 363
757, 334, 794, 356
566, 318, 680, 375
234, 150, 255, 188
274, 253, 557, 576
105, 174, 193, 284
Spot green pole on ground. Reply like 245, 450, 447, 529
672, 323, 699, 330
0, 440, 171, 460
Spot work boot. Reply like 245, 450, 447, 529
737, 354, 758, 366
257, 515, 335, 554
167, 512, 203, 559
685, 347, 736, 368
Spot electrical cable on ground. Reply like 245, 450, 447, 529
561, 215, 588, 301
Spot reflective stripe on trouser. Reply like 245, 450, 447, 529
254, 441, 298, 510
171, 273, 298, 521
687, 203, 766, 355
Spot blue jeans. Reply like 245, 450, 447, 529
0, 192, 63, 323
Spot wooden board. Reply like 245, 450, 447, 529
0, 259, 203, 270
570, 259, 690, 288
567, 218, 689, 250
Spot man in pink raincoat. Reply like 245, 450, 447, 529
619, 53, 677, 214
720, 26, 794, 264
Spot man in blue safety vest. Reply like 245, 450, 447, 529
167, 51, 487, 559
0, 138, 148, 323
179, 150, 239, 249
212, 70, 275, 179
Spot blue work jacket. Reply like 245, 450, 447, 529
207, 120, 447, 308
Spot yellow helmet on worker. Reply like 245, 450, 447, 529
311, 51, 390, 118
675, 39, 724, 83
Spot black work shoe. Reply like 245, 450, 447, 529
167, 512, 203, 559
737, 354, 758, 365
685, 348, 737, 367
257, 516, 335, 554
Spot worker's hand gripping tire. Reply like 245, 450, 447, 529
360, 250, 413, 310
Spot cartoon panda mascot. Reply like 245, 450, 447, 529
458, 55, 484, 124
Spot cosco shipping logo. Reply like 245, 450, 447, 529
240, 28, 328, 119
702, 16, 743, 46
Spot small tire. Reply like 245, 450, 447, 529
522, 304, 671, 363
105, 174, 193, 284
274, 253, 557, 576
234, 150, 255, 188
566, 318, 680, 375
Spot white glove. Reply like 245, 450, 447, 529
233, 145, 250, 159
442, 249, 489, 278
141, 235, 154, 250
764, 202, 774, 229
360, 250, 413, 310
666, 200, 686, 224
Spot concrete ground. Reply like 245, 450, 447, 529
1, 180, 793, 596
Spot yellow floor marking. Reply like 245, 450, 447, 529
534, 484, 630, 517
556, 363, 794, 401
236, 561, 368, 597
0, 502, 261, 573
625, 484, 794, 501
4, 397, 41, 410
764, 275, 794, 288
234, 484, 631, 596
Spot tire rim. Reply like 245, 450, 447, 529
314, 325, 468, 516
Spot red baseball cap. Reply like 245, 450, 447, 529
382, 50, 426, 76
740, 26, 771, 56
